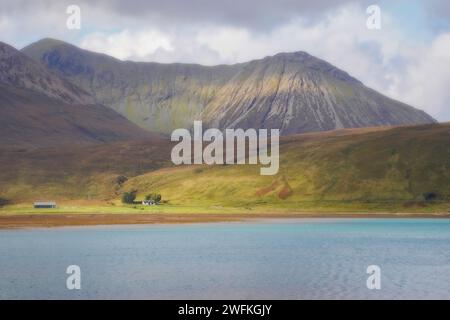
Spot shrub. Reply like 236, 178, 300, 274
116, 175, 128, 186
423, 192, 439, 202
122, 191, 136, 204
194, 167, 204, 174
0, 197, 9, 207
145, 194, 153, 201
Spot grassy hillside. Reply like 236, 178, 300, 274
1, 123, 449, 213
123, 123, 450, 210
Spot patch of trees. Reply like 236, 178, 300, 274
145, 193, 162, 204
121, 191, 163, 204
122, 191, 137, 204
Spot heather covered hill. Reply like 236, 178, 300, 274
23, 38, 435, 135
0, 85, 155, 147
0, 41, 157, 147
0, 140, 173, 202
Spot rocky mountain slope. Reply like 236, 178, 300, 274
202, 52, 435, 134
23, 38, 435, 135
0, 42, 156, 147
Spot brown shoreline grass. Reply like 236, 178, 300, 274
1, 212, 450, 229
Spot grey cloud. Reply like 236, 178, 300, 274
3, 0, 449, 33
2, 0, 369, 31
427, 0, 450, 17
425, 0, 450, 32
93, 0, 356, 29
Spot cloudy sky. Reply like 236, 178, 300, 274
1, 0, 449, 121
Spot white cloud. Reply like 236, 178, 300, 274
0, 16, 9, 30
81, 30, 174, 61
388, 33, 450, 120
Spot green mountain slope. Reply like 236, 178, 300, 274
22, 39, 239, 134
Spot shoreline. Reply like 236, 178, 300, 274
1, 212, 450, 229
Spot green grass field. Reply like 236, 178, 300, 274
1, 200, 449, 216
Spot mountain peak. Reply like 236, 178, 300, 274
272, 51, 312, 58
257, 51, 362, 85
22, 38, 74, 50
0, 40, 94, 105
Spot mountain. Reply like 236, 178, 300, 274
22, 38, 435, 135
201, 52, 435, 134
0, 41, 156, 147
22, 38, 239, 134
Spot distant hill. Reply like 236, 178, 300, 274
23, 38, 435, 135
0, 42, 157, 147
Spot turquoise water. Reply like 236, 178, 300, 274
0, 218, 449, 299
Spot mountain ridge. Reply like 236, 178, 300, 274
22, 38, 436, 135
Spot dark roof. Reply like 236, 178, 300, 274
34, 201, 56, 205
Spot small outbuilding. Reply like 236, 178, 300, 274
34, 201, 57, 208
